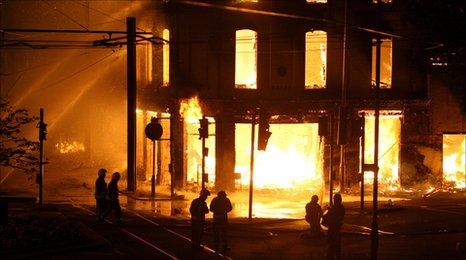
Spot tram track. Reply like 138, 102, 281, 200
68, 199, 229, 260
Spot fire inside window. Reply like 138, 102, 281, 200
372, 0, 392, 3
234, 123, 322, 191
442, 134, 466, 189
236, 0, 258, 2
306, 0, 327, 3
371, 38, 392, 89
163, 29, 170, 87
305, 30, 327, 89
235, 29, 257, 89
363, 111, 402, 190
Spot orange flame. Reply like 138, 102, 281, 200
55, 141, 85, 154
179, 97, 202, 123
235, 123, 323, 191
443, 134, 466, 189
363, 113, 401, 191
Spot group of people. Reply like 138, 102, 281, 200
189, 188, 232, 254
95, 168, 122, 223
190, 190, 345, 259
94, 171, 344, 258
305, 194, 346, 260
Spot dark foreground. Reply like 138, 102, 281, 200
2, 194, 466, 260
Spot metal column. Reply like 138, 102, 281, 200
248, 111, 257, 219
126, 17, 137, 191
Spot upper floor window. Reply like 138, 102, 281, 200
235, 29, 257, 89
306, 0, 327, 3
372, 0, 392, 4
371, 38, 392, 89
305, 30, 327, 89
163, 29, 170, 87
136, 34, 153, 86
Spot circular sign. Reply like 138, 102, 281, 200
145, 118, 163, 141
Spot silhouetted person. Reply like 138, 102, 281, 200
210, 190, 232, 253
102, 172, 121, 223
190, 188, 210, 252
95, 168, 107, 221
323, 194, 345, 260
305, 194, 323, 236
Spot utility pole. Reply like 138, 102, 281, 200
200, 116, 208, 190
127, 17, 137, 192
329, 113, 334, 206
338, 0, 349, 191
371, 1, 382, 257
248, 110, 257, 220
38, 108, 47, 209
151, 139, 156, 197
360, 112, 366, 211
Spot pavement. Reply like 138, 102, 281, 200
8, 191, 460, 260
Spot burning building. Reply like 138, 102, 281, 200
1, 0, 465, 216
134, 0, 465, 202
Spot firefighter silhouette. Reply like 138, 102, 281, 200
102, 172, 122, 223
190, 188, 210, 251
95, 168, 107, 221
322, 194, 345, 260
305, 194, 323, 236
210, 190, 233, 253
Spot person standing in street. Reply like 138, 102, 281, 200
210, 190, 233, 254
95, 168, 107, 221
305, 194, 323, 236
190, 188, 210, 252
323, 193, 345, 260
102, 172, 122, 223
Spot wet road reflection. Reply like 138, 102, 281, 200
121, 190, 407, 219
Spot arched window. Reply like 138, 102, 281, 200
163, 29, 170, 87
305, 30, 327, 89
235, 29, 257, 89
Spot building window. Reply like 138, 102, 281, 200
236, 0, 258, 2
136, 36, 153, 86
371, 38, 392, 89
306, 0, 327, 3
235, 29, 257, 89
163, 29, 170, 87
305, 30, 327, 89
372, 0, 392, 4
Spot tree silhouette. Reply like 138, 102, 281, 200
0, 99, 39, 178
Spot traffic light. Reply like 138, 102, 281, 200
258, 116, 271, 151
198, 117, 209, 139
39, 122, 47, 141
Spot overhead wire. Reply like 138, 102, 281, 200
71, 0, 149, 33
0, 51, 100, 76
40, 0, 89, 31
33, 50, 119, 92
